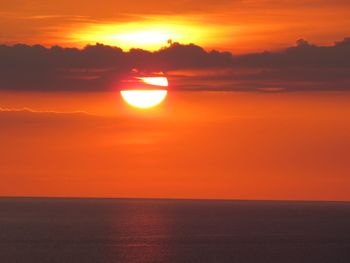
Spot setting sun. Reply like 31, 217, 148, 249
120, 90, 168, 108
120, 76, 169, 108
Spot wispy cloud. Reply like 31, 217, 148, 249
0, 107, 90, 115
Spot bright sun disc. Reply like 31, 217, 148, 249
138, 77, 168, 87
121, 90, 168, 109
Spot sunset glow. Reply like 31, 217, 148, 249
67, 21, 206, 50
2, 1, 350, 261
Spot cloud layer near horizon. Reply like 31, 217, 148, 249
1, 38, 350, 92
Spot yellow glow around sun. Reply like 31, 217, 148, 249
67, 20, 206, 50
121, 90, 168, 109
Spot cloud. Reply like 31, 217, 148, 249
0, 106, 89, 114
232, 38, 350, 68
0, 38, 349, 92
0, 107, 97, 127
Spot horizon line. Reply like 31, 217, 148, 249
1, 195, 349, 203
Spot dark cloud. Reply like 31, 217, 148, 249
232, 38, 350, 68
0, 38, 349, 92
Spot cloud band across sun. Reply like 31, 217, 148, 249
1, 39, 350, 92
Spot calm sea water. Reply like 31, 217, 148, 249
0, 198, 350, 263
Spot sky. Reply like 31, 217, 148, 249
0, 0, 350, 200
1, 0, 350, 52
1, 91, 350, 200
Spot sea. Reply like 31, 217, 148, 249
0, 197, 350, 263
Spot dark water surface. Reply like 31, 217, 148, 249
0, 198, 350, 263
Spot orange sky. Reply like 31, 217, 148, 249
1, 91, 350, 200
1, 1, 350, 201
1, 0, 350, 52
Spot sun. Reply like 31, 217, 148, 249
120, 76, 168, 109
121, 90, 167, 109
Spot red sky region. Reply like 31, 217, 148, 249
1, 0, 350, 201
0, 92, 349, 200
